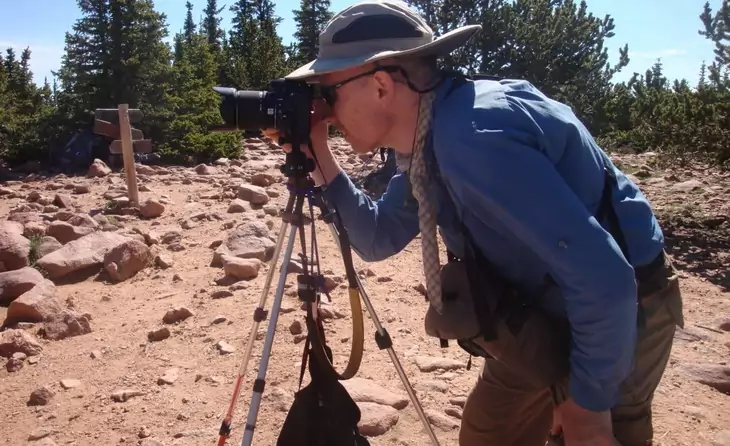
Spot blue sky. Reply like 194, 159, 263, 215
0, 0, 722, 87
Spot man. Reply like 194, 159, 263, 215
265, 1, 685, 445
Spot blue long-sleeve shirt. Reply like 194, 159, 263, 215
319, 75, 665, 412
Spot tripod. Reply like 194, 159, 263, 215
216, 141, 440, 446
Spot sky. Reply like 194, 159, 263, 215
0, 0, 723, 88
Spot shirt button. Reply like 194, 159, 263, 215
558, 240, 568, 249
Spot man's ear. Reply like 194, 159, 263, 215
372, 70, 396, 102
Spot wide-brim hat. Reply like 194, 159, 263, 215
285, 0, 482, 82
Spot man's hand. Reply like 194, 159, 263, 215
261, 99, 337, 185
551, 398, 620, 446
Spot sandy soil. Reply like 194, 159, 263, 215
0, 139, 728, 446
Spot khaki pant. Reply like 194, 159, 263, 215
459, 253, 685, 446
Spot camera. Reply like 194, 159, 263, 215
212, 78, 316, 177
212, 78, 314, 140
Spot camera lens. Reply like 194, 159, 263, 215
213, 87, 275, 131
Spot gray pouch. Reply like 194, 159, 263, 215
424, 260, 571, 390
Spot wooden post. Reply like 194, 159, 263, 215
118, 104, 140, 206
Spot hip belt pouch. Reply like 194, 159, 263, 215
424, 255, 571, 390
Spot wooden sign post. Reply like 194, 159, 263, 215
93, 106, 152, 207
117, 104, 140, 206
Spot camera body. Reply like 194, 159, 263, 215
212, 79, 316, 178
213, 78, 313, 142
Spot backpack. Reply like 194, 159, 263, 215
277, 323, 370, 446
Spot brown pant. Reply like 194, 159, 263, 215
458, 253, 685, 446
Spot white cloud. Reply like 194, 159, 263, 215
0, 40, 65, 84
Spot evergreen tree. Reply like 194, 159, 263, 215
162, 23, 240, 163
202, 0, 225, 52
291, 0, 333, 67
54, 0, 174, 142
0, 47, 58, 164
223, 0, 288, 90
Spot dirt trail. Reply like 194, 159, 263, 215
1, 140, 728, 446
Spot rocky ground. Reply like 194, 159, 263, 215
0, 138, 729, 446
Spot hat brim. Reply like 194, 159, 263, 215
285, 25, 481, 82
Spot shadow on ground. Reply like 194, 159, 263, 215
661, 215, 730, 292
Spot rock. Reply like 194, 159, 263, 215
28, 386, 54, 406
0, 221, 30, 271
162, 307, 194, 324
448, 396, 467, 407
0, 266, 45, 306
23, 221, 48, 237
415, 380, 449, 393
671, 179, 705, 192
111, 389, 144, 402
341, 377, 410, 409
680, 363, 730, 393
227, 199, 250, 213
249, 172, 276, 187
0, 329, 43, 357
27, 426, 53, 441
154, 254, 173, 269
213, 221, 276, 265
6, 356, 23, 372
45, 221, 95, 244
211, 290, 233, 299
357, 402, 399, 436
289, 320, 302, 335
148, 327, 170, 342
103, 239, 154, 282
414, 356, 466, 372
74, 183, 91, 194
425, 409, 460, 430
221, 254, 263, 280
39, 310, 92, 341
60, 378, 82, 389
87, 159, 111, 177
35, 232, 132, 279
237, 184, 269, 205
139, 199, 165, 218
445, 406, 463, 419
216, 340, 235, 354
53, 193, 73, 208
37, 236, 62, 258
195, 164, 215, 175
4, 279, 63, 326
157, 368, 179, 385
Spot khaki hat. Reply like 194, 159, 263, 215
285, 0, 481, 81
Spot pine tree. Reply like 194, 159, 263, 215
162, 23, 240, 163
0, 47, 58, 164
203, 0, 225, 51
54, 0, 174, 142
292, 0, 333, 67
223, 0, 288, 90
699, 0, 729, 87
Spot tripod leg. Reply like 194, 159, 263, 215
325, 223, 441, 446
241, 223, 299, 446
217, 221, 291, 445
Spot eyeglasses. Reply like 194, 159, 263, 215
318, 65, 403, 107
